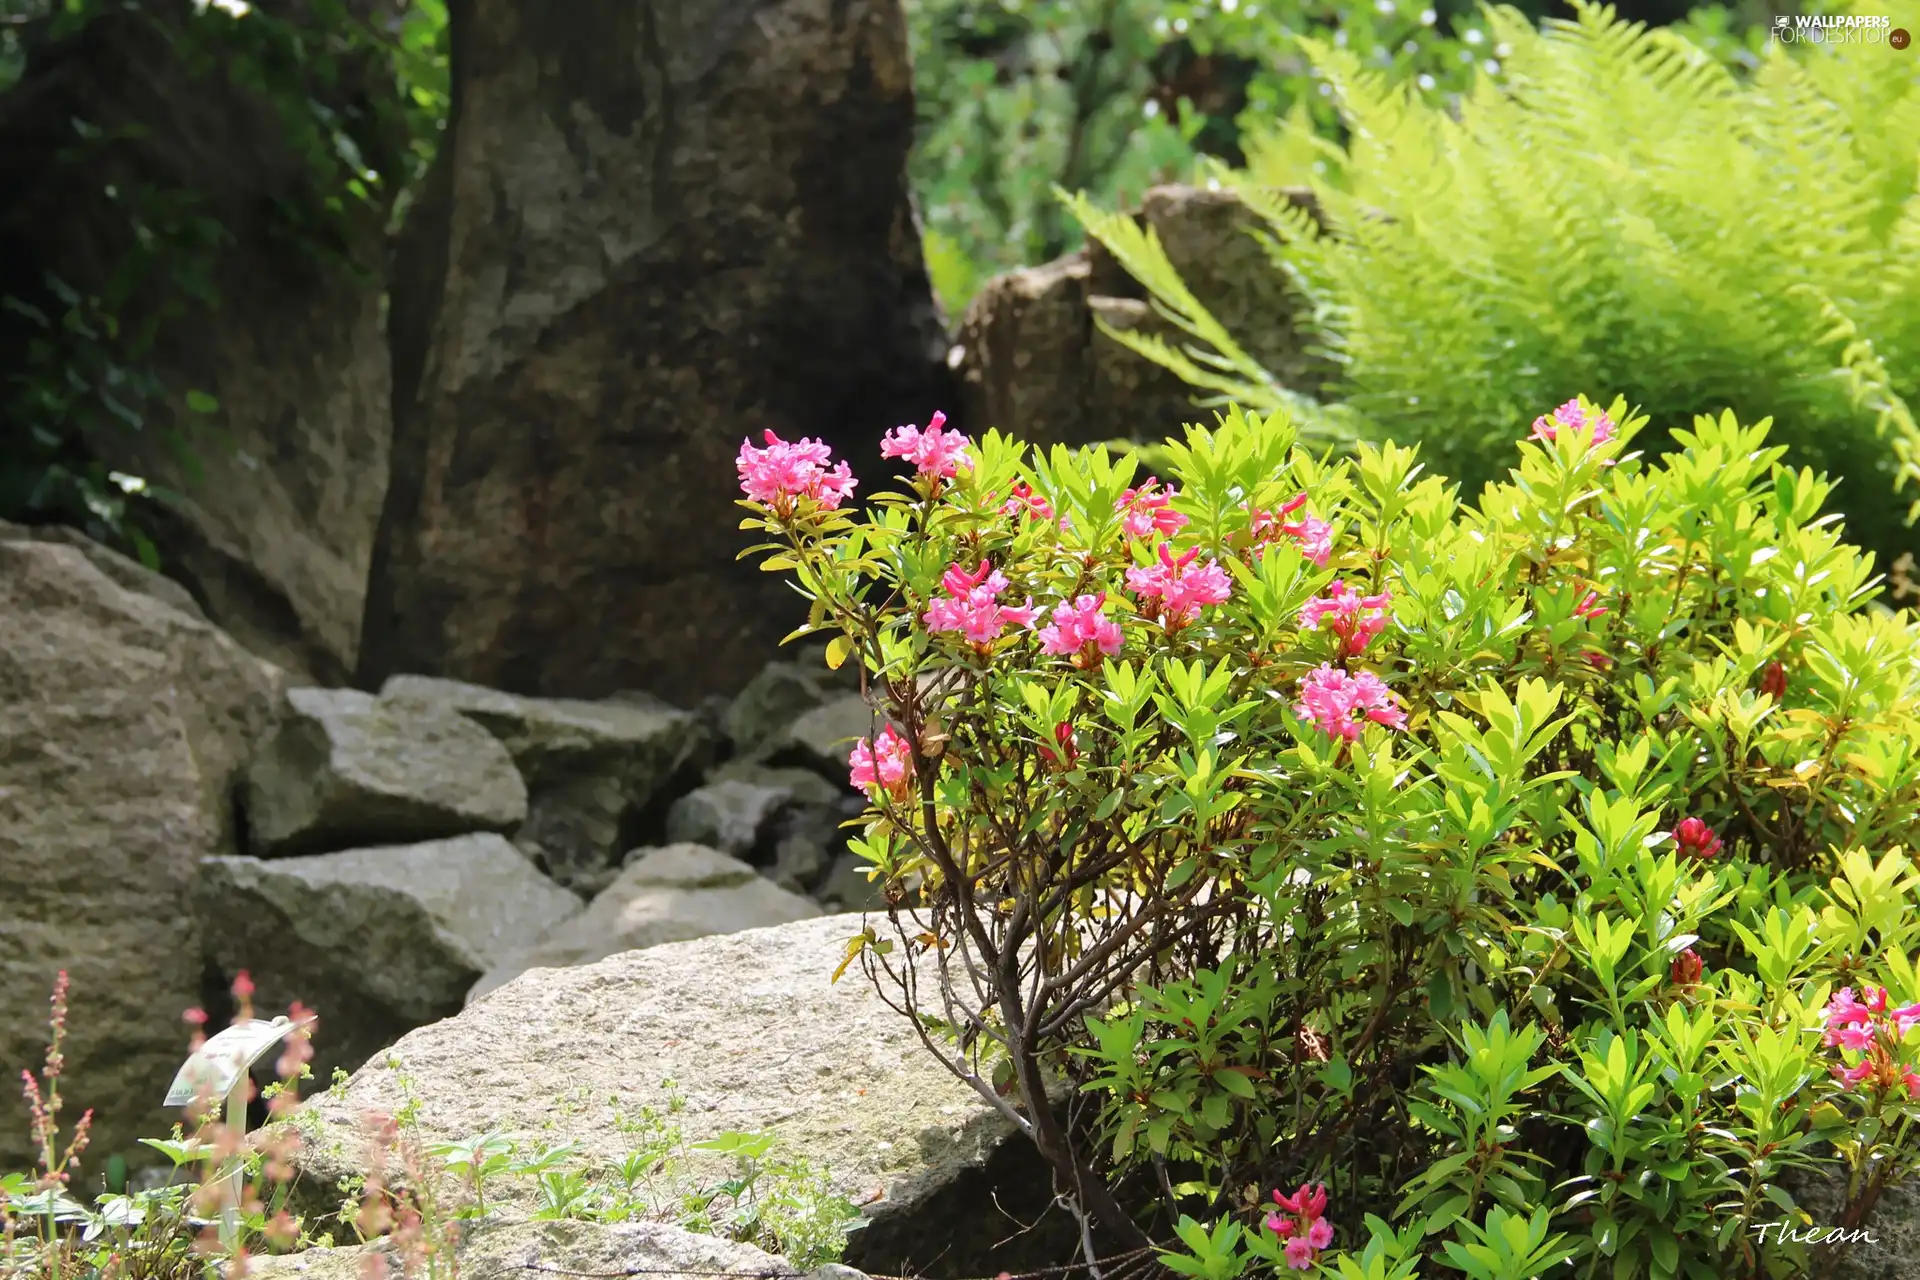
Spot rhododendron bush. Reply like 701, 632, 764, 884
737, 399, 1920, 1280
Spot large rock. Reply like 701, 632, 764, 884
762, 693, 891, 778
248, 1219, 869, 1280
244, 687, 528, 857
357, 0, 952, 706
468, 844, 820, 1000
953, 183, 1333, 449
0, 520, 207, 621
195, 833, 581, 1084
0, 539, 282, 1172
0, 6, 399, 684
380, 675, 709, 890
288, 915, 1066, 1275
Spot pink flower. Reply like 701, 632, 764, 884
923, 560, 1039, 651
1268, 1184, 1332, 1271
1893, 1001, 1920, 1038
1835, 1058, 1877, 1086
1116, 478, 1188, 540
1001, 481, 1054, 521
1530, 399, 1617, 451
1037, 594, 1125, 669
1272, 1184, 1329, 1221
1670, 817, 1723, 861
1295, 666, 1407, 743
1299, 580, 1393, 656
1125, 542, 1233, 630
881, 411, 972, 480
1251, 493, 1334, 567
737, 430, 859, 516
849, 724, 914, 801
1574, 590, 1607, 621
1823, 986, 1920, 1095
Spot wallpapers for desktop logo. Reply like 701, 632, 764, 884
1770, 13, 1910, 46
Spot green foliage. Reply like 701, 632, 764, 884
903, 0, 1779, 315
906, 0, 1562, 315
0, 0, 440, 558
744, 399, 1920, 1277
1071, 0, 1920, 564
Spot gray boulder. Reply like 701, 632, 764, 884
355, 0, 951, 705
243, 687, 528, 856
706, 759, 852, 806
195, 833, 580, 1082
665, 779, 792, 856
0, 539, 282, 1172
380, 674, 709, 890
468, 844, 821, 1002
767, 693, 891, 779
724, 661, 837, 756
246, 1219, 867, 1280
286, 915, 1066, 1276
817, 854, 887, 913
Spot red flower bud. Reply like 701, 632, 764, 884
1671, 948, 1704, 987
1759, 661, 1788, 700
1671, 817, 1723, 860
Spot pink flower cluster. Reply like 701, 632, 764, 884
1299, 581, 1392, 656
1669, 817, 1722, 861
737, 430, 858, 516
1296, 666, 1407, 742
1126, 542, 1232, 630
1824, 986, 1920, 1095
1249, 493, 1333, 567
882, 411, 973, 481
923, 561, 1039, 651
849, 724, 914, 801
1530, 399, 1617, 449
1265, 1183, 1334, 1271
1038, 593, 1125, 669
1116, 478, 1188, 540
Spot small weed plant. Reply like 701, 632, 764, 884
738, 396, 1920, 1278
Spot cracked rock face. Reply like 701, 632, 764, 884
357, 0, 952, 705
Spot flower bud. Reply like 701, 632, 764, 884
1759, 660, 1788, 700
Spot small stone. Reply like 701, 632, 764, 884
244, 687, 527, 857
467, 845, 821, 1002
664, 780, 790, 856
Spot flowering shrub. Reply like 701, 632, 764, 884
741, 396, 1920, 1278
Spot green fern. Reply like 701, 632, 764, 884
1068, 0, 1920, 556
